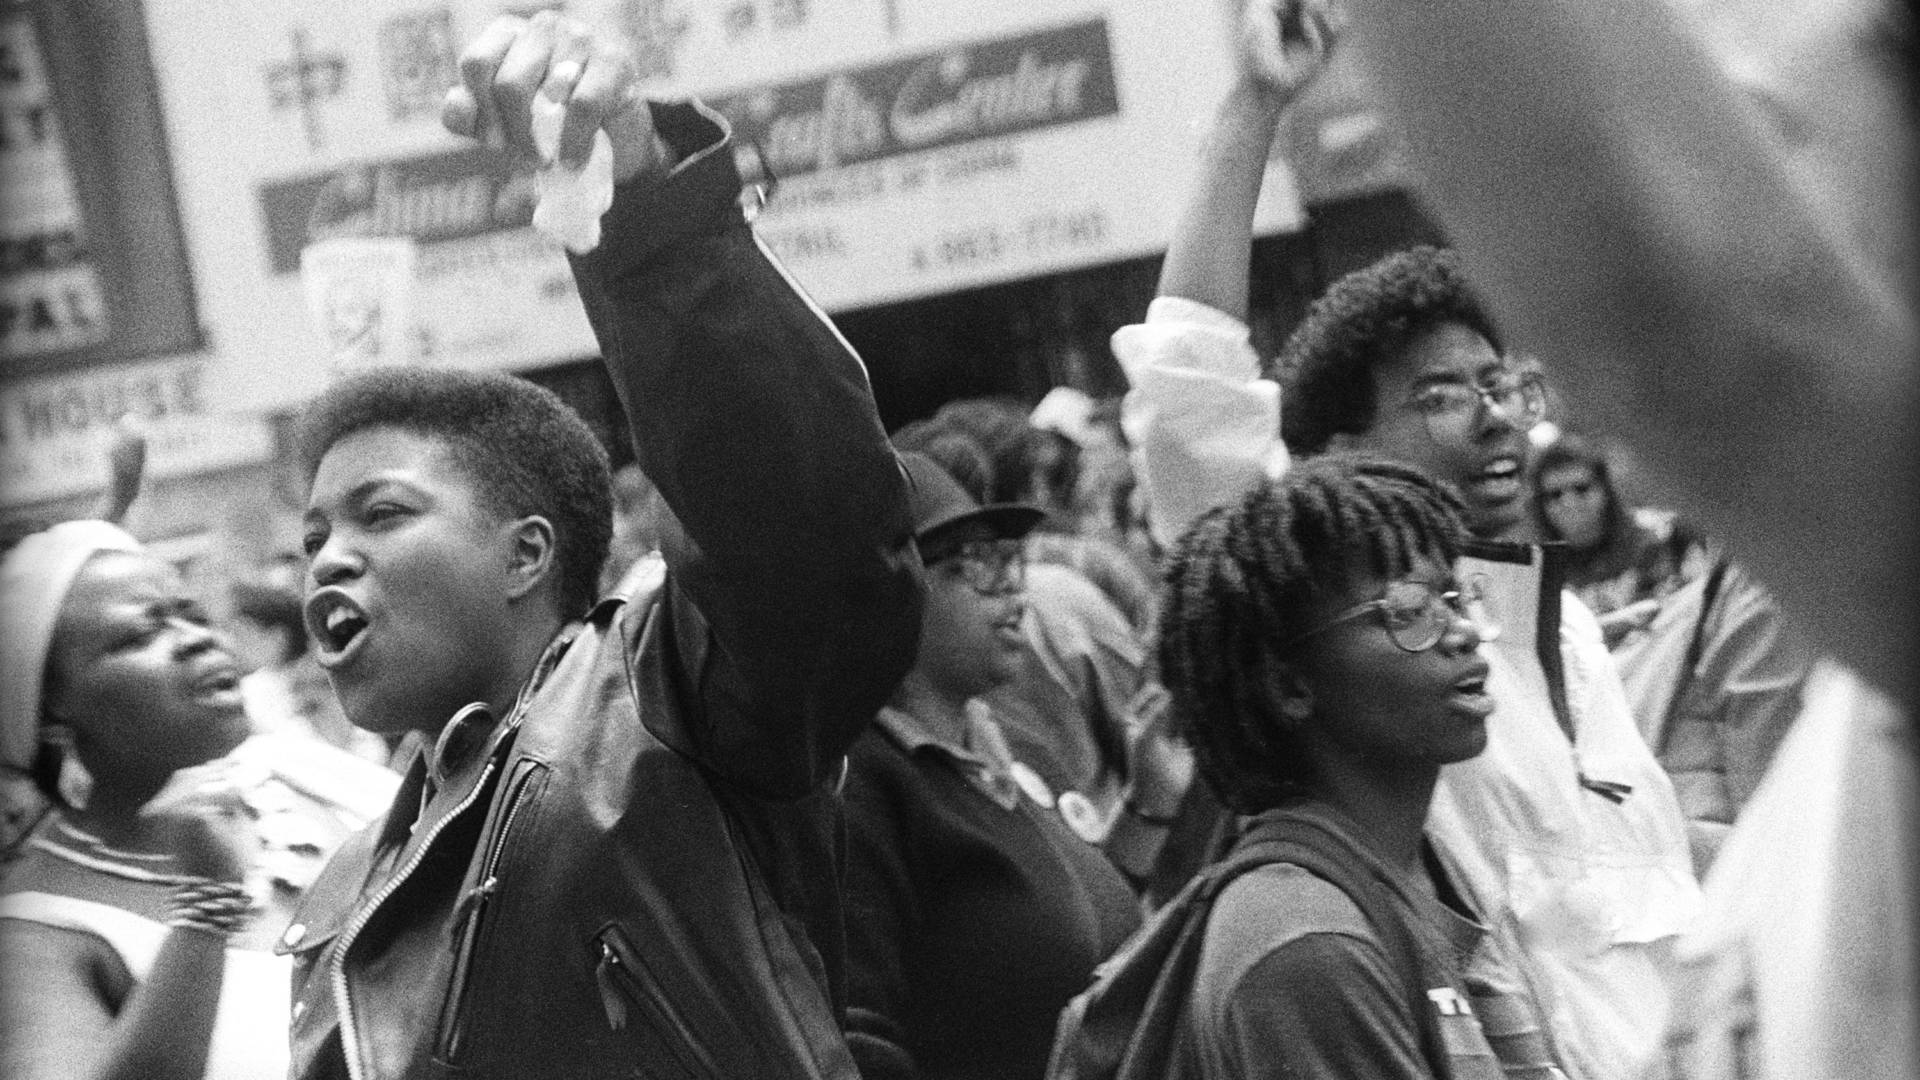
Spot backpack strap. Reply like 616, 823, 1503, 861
1047, 824, 1291, 1080
1227, 815, 1455, 1080
1048, 810, 1454, 1080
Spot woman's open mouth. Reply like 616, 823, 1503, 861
1449, 664, 1494, 719
305, 589, 371, 669
190, 666, 244, 700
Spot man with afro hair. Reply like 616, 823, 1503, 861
1110, 4, 1695, 1079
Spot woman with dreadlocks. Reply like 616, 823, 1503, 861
1160, 454, 1559, 1079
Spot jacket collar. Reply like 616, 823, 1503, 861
382, 620, 593, 844
875, 702, 1027, 810
1457, 539, 1574, 741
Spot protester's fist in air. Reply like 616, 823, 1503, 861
1239, 0, 1341, 101
94, 417, 147, 526
442, 11, 668, 184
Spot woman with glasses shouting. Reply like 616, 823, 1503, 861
840, 452, 1142, 1080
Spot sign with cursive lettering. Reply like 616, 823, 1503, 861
257, 146, 532, 275
681, 6, 1305, 312
143, 0, 1304, 412
709, 20, 1118, 180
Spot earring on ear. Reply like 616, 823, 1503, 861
57, 754, 93, 810
37, 725, 91, 810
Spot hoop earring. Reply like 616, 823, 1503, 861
38, 727, 90, 811
56, 750, 92, 810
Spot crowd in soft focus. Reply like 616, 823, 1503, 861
0, 1, 1911, 1079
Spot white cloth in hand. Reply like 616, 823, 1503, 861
530, 95, 615, 255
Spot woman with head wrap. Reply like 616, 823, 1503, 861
0, 521, 390, 1080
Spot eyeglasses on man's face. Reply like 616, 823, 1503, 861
1407, 369, 1546, 443
1289, 575, 1497, 653
927, 539, 1026, 596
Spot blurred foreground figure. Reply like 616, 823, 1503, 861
1653, 662, 1913, 1080
1338, 0, 1915, 705
1334, 1, 1916, 1076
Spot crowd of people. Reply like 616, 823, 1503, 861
0, 1, 1909, 1079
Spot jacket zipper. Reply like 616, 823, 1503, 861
330, 755, 501, 1080
592, 923, 720, 1078
328, 627, 580, 1080
435, 760, 546, 1062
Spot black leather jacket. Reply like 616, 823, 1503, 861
282, 101, 923, 1080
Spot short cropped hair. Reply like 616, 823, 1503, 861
1271, 246, 1502, 456
296, 368, 613, 619
1157, 454, 1467, 813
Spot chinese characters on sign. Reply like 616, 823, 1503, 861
141, 0, 1295, 414
378, 8, 457, 121
264, 27, 348, 151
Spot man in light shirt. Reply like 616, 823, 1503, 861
1111, 4, 1699, 1076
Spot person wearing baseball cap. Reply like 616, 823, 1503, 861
900, 448, 1046, 554
840, 452, 1141, 1080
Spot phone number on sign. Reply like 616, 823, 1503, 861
907, 208, 1110, 273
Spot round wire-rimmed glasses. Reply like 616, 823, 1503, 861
1288, 576, 1496, 653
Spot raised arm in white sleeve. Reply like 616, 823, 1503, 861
1113, 299, 1285, 551
1111, 2, 1336, 550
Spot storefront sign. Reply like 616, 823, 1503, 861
0, 11, 111, 363
259, 146, 530, 273
144, 0, 1303, 412
0, 357, 273, 505
0, 0, 201, 382
299, 237, 422, 369
710, 19, 1118, 179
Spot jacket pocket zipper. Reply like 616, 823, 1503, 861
433, 758, 546, 1064
592, 923, 721, 1079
